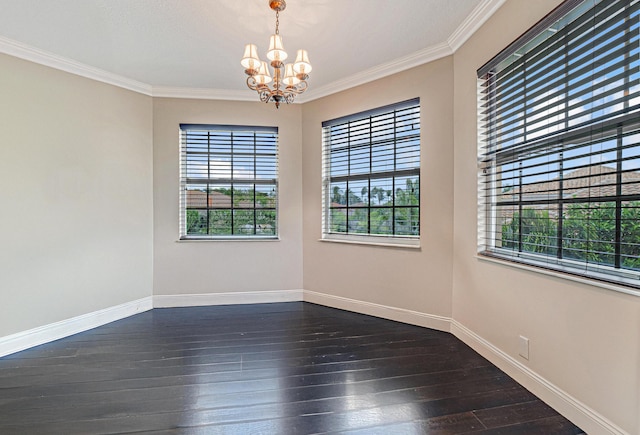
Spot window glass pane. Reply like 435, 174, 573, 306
209, 209, 232, 235
370, 208, 393, 235
233, 184, 255, 209
369, 178, 393, 206
395, 207, 419, 236
394, 176, 419, 206
330, 181, 347, 205
621, 201, 640, 270
330, 208, 347, 233
348, 180, 369, 206
233, 209, 255, 235
186, 209, 208, 235
209, 185, 231, 208
256, 210, 276, 235
256, 185, 277, 208
562, 202, 616, 266
348, 208, 368, 234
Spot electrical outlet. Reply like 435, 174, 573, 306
519, 335, 530, 360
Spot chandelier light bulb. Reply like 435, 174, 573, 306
283, 63, 301, 86
267, 34, 288, 63
254, 61, 273, 85
293, 49, 312, 75
241, 44, 261, 72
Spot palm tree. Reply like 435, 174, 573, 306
331, 186, 343, 204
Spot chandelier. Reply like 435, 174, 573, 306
241, 0, 312, 109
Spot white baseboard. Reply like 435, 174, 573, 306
153, 289, 304, 308
303, 289, 452, 332
0, 297, 153, 358
450, 320, 629, 435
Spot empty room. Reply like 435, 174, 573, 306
0, 0, 639, 434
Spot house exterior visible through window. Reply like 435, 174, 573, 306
478, 0, 640, 293
179, 124, 278, 239
322, 98, 421, 246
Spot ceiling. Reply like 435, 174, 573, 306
0, 0, 504, 101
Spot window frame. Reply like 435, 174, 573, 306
477, 0, 640, 294
321, 98, 421, 247
179, 124, 279, 241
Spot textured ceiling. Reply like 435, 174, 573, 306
0, 0, 501, 100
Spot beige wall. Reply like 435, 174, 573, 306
0, 54, 153, 337
152, 98, 303, 295
452, 1, 640, 434
301, 58, 455, 321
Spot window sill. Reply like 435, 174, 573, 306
320, 234, 420, 249
177, 236, 279, 242
476, 253, 640, 298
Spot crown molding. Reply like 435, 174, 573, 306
448, 0, 507, 51
152, 86, 259, 101
0, 35, 152, 96
299, 42, 453, 103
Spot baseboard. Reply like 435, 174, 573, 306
0, 297, 153, 358
450, 320, 629, 435
153, 289, 304, 308
303, 289, 452, 332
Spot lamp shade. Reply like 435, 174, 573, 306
241, 44, 261, 71
282, 63, 301, 86
293, 49, 312, 74
267, 34, 288, 62
254, 61, 273, 85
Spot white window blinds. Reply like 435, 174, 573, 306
478, 0, 640, 292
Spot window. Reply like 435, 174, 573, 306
179, 124, 278, 239
322, 99, 420, 245
478, 0, 640, 292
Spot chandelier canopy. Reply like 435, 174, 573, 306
241, 0, 312, 109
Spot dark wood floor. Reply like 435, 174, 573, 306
0, 302, 585, 434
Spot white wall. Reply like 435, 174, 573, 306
152, 98, 303, 297
452, 1, 640, 434
301, 57, 455, 327
0, 53, 153, 337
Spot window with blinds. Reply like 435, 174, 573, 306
322, 99, 420, 245
179, 124, 278, 239
478, 0, 640, 292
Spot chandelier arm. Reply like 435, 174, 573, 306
258, 89, 272, 104
295, 80, 308, 94
283, 80, 308, 96
284, 93, 296, 105
246, 76, 260, 91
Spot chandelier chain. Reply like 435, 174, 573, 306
275, 10, 280, 35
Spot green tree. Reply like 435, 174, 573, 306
501, 202, 640, 269
331, 186, 344, 204
187, 210, 207, 234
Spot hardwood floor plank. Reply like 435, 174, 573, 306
0, 302, 585, 434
